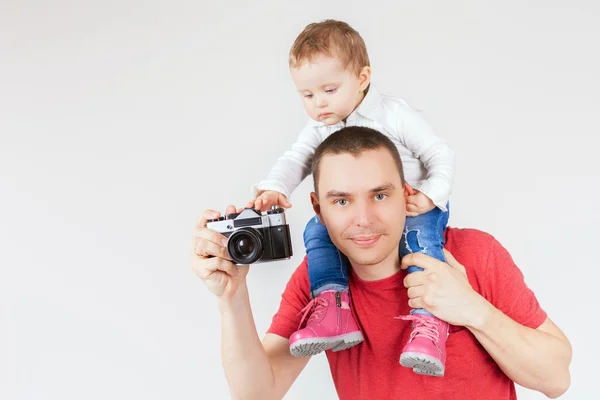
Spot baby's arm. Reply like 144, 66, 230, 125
250, 125, 321, 209
396, 101, 455, 211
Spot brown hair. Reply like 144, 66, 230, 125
289, 19, 370, 76
312, 126, 405, 194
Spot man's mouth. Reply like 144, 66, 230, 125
350, 235, 382, 247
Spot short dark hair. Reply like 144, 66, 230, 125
312, 126, 405, 194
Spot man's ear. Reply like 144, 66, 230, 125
358, 66, 371, 92
310, 192, 322, 220
403, 182, 414, 201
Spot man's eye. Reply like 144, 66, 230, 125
375, 193, 387, 201
335, 199, 348, 206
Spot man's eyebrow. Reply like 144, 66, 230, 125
370, 183, 396, 193
325, 184, 396, 199
325, 190, 352, 198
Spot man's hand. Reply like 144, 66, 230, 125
191, 205, 250, 298
247, 190, 292, 212
405, 184, 436, 217
401, 249, 490, 327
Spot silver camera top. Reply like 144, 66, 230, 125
207, 206, 287, 233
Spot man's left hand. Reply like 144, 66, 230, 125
401, 249, 490, 327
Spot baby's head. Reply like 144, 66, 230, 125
289, 20, 371, 126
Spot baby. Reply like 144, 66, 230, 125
248, 20, 455, 377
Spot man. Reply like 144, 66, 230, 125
192, 127, 571, 399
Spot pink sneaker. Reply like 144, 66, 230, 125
398, 314, 449, 377
289, 290, 364, 357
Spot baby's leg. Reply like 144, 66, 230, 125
288, 215, 361, 357
399, 204, 450, 377
304, 215, 349, 298
400, 205, 449, 315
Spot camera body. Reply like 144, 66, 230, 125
206, 206, 293, 265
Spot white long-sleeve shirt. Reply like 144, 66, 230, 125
251, 85, 455, 211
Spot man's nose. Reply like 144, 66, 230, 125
354, 200, 374, 228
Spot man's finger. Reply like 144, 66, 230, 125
194, 256, 237, 279
407, 285, 426, 299
194, 226, 228, 248
194, 238, 231, 260
213, 257, 239, 276
195, 209, 221, 228
408, 297, 424, 309
401, 253, 437, 271
403, 270, 427, 288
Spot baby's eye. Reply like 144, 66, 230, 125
335, 199, 348, 206
375, 193, 387, 201
304, 94, 313, 98
326, 88, 337, 94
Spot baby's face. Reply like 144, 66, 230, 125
291, 53, 368, 125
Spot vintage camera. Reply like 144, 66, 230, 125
206, 206, 293, 265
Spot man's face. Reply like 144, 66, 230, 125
311, 149, 407, 267
290, 53, 369, 125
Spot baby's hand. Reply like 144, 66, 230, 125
246, 190, 292, 212
405, 184, 435, 217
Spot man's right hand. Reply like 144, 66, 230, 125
191, 205, 249, 298
193, 208, 310, 400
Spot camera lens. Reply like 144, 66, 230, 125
227, 228, 263, 264
234, 238, 255, 256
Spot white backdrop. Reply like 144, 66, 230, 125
1, 1, 598, 399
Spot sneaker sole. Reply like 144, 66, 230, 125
331, 332, 364, 352
400, 352, 445, 377
290, 332, 364, 357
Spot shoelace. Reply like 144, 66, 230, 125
395, 314, 440, 342
297, 296, 329, 329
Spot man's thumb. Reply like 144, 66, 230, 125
443, 249, 466, 275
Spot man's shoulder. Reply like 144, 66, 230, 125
284, 256, 310, 289
445, 227, 498, 266
293, 255, 309, 272
267, 256, 311, 339
445, 227, 517, 289
446, 226, 496, 247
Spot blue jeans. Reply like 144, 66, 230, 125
304, 215, 349, 298
304, 205, 449, 303
399, 204, 449, 315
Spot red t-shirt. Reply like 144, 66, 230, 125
267, 228, 547, 400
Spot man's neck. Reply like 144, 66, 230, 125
349, 250, 401, 282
